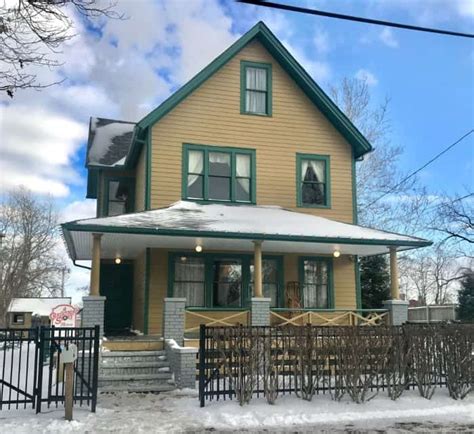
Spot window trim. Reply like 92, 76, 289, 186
182, 143, 256, 204
298, 256, 334, 309
102, 176, 135, 217
13, 313, 25, 324
168, 252, 284, 309
296, 153, 331, 209
240, 61, 273, 117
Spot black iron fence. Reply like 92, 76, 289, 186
0, 326, 100, 413
198, 323, 474, 407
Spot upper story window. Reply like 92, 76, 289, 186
296, 154, 331, 208
105, 177, 135, 216
183, 144, 256, 204
240, 61, 272, 116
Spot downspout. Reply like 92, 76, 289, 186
73, 260, 91, 271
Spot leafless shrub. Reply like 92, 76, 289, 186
441, 325, 473, 400
384, 327, 411, 400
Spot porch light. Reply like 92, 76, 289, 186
195, 245, 203, 253
115, 257, 122, 264
333, 250, 341, 258
180, 256, 187, 262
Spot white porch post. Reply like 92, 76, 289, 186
253, 240, 263, 298
83, 232, 106, 337
389, 246, 399, 300
90, 233, 102, 296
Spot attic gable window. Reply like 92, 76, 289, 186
183, 144, 256, 204
296, 154, 331, 208
240, 61, 272, 116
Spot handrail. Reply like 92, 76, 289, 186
185, 309, 249, 333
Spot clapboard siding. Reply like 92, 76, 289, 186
149, 40, 354, 222
132, 250, 145, 332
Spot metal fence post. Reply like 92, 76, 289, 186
35, 327, 44, 414
91, 325, 100, 413
199, 324, 206, 408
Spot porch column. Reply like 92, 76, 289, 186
253, 240, 263, 298
384, 246, 408, 325
90, 233, 102, 296
389, 246, 399, 300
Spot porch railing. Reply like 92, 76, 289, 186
185, 309, 250, 335
270, 308, 389, 326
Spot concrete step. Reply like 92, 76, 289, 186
100, 362, 170, 376
99, 382, 176, 394
98, 372, 173, 387
101, 350, 166, 364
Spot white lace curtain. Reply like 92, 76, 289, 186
245, 67, 267, 114
301, 159, 325, 183
174, 258, 205, 306
236, 154, 250, 194
187, 150, 203, 189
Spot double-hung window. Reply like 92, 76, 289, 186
297, 154, 330, 208
104, 177, 135, 216
299, 257, 333, 309
241, 61, 272, 116
184, 144, 255, 203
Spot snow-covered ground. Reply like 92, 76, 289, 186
0, 388, 472, 433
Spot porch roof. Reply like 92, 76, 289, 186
62, 201, 431, 260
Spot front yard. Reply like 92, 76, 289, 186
0, 388, 472, 433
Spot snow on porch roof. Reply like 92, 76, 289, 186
62, 201, 431, 260
8, 298, 72, 316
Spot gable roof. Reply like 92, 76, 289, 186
134, 21, 373, 159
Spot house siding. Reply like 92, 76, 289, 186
132, 250, 146, 332
149, 40, 354, 223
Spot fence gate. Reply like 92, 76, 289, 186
0, 326, 100, 413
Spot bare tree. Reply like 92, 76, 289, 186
0, 0, 121, 97
434, 193, 473, 258
0, 188, 68, 324
329, 77, 430, 232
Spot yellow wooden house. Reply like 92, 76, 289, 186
62, 22, 430, 342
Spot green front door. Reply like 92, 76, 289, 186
100, 263, 133, 335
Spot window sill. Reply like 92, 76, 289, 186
297, 203, 332, 209
240, 110, 272, 118
182, 198, 256, 206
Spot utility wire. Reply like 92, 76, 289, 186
366, 130, 474, 208
237, 0, 474, 38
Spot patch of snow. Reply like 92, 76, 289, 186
8, 298, 71, 316
73, 200, 428, 245
88, 122, 135, 165
0, 388, 472, 433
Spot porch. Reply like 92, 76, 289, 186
62, 201, 431, 342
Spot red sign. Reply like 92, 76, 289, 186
50, 304, 77, 327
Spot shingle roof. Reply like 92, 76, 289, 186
86, 117, 136, 167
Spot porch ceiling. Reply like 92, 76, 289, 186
62, 201, 431, 260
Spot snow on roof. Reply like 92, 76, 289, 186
8, 298, 72, 316
69, 201, 430, 246
87, 117, 136, 167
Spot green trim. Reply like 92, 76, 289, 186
355, 255, 362, 310
240, 60, 272, 116
102, 176, 135, 217
143, 248, 150, 334
63, 222, 432, 248
167, 252, 284, 309
298, 256, 334, 309
145, 128, 152, 210
296, 153, 331, 209
181, 143, 257, 204
352, 152, 358, 224
134, 21, 372, 159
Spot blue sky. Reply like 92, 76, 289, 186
0, 0, 473, 294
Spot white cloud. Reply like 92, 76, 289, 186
379, 27, 399, 48
355, 68, 379, 86
60, 199, 97, 223
283, 40, 331, 83
314, 30, 330, 54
